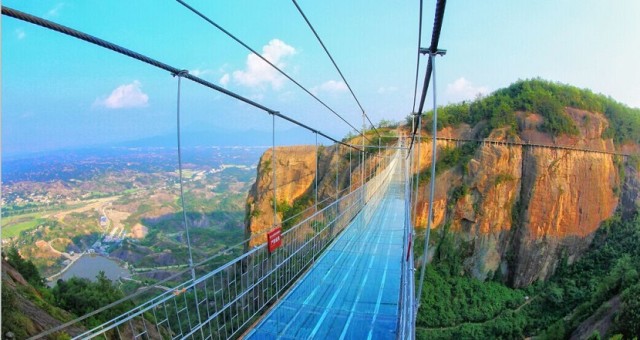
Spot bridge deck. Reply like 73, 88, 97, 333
247, 163, 406, 339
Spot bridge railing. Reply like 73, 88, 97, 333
58, 151, 398, 339
397, 146, 416, 339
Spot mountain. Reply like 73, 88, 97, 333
116, 125, 314, 149
246, 79, 640, 288
243, 79, 640, 337
408, 79, 639, 288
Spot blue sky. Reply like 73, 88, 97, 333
2, 0, 639, 155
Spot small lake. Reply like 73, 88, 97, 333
58, 255, 129, 283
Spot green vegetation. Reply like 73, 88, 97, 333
417, 266, 528, 328
377, 119, 399, 129
52, 272, 134, 328
416, 212, 640, 338
1, 283, 31, 339
420, 78, 640, 143
418, 143, 479, 185
371, 129, 397, 147
616, 283, 640, 337
1, 216, 45, 238
601, 98, 640, 144
277, 193, 313, 230
6, 247, 46, 288
5, 250, 138, 333
2, 250, 76, 339
494, 173, 516, 186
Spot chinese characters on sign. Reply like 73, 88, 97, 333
267, 227, 282, 253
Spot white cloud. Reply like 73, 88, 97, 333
15, 28, 26, 40
311, 80, 348, 95
232, 39, 296, 90
446, 77, 489, 102
377, 86, 398, 94
94, 81, 149, 109
249, 93, 265, 101
278, 91, 295, 102
46, 2, 65, 17
220, 73, 230, 87
190, 68, 215, 78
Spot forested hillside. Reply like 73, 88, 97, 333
423, 78, 640, 144
414, 79, 640, 338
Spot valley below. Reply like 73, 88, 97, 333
1, 146, 265, 284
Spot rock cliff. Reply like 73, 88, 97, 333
411, 109, 638, 287
244, 144, 364, 247
245, 106, 638, 288
1, 259, 85, 338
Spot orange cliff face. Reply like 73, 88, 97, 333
245, 145, 317, 247
411, 109, 632, 287
245, 141, 392, 248
522, 149, 618, 240
245, 111, 636, 288
509, 147, 619, 287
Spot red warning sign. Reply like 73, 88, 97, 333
267, 227, 282, 253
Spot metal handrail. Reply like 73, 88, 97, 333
70, 152, 398, 339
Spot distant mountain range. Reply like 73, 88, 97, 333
3, 125, 319, 162
116, 126, 319, 149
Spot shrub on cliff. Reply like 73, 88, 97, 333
419, 78, 640, 143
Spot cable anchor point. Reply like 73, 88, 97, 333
172, 69, 189, 77
419, 47, 447, 56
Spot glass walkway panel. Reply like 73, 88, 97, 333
247, 162, 406, 339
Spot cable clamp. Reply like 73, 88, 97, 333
419, 47, 447, 56
172, 69, 189, 77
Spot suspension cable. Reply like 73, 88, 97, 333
175, 0, 370, 142
291, 0, 380, 138
407, 0, 447, 155
412, 116, 422, 227
416, 52, 440, 310
0, 5, 363, 153
411, 0, 424, 114
174, 70, 196, 282
272, 113, 278, 226
174, 70, 205, 338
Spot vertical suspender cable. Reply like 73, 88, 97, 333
176, 71, 195, 280
315, 132, 319, 211
408, 121, 415, 225
271, 112, 281, 330
174, 71, 204, 337
349, 148, 352, 191
273, 114, 277, 227
416, 53, 439, 309
361, 113, 365, 190
413, 117, 422, 227
335, 149, 339, 199
377, 138, 381, 176
411, 0, 424, 114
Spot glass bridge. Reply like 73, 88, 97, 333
247, 157, 406, 339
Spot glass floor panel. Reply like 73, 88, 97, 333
247, 166, 406, 339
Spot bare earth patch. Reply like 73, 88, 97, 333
34, 240, 61, 259
48, 197, 118, 221
129, 224, 148, 239
105, 208, 131, 232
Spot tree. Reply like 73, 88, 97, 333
51, 272, 132, 327
5, 247, 45, 287
615, 283, 640, 338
